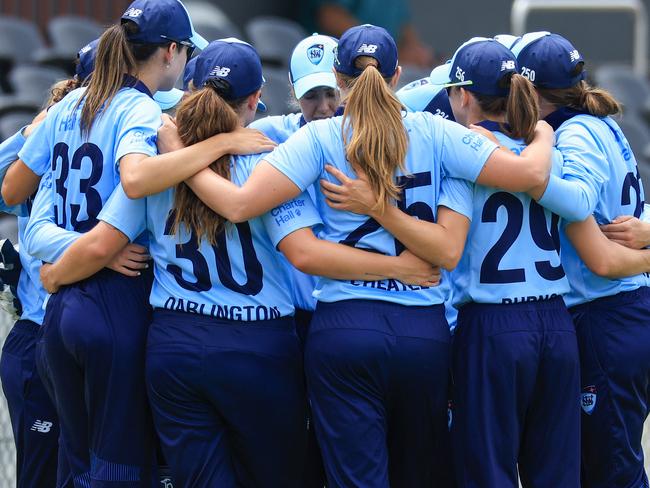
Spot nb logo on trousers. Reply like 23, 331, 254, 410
30, 420, 53, 433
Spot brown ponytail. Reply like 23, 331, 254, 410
538, 80, 621, 117
170, 85, 241, 245
338, 56, 408, 214
471, 73, 539, 144
505, 74, 538, 144
77, 24, 136, 137
47, 78, 82, 107
76, 20, 169, 137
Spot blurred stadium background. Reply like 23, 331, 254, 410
1, 0, 650, 486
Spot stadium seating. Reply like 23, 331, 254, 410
185, 1, 243, 42
47, 15, 104, 72
0, 112, 36, 141
246, 17, 307, 67
259, 65, 294, 117
595, 64, 650, 120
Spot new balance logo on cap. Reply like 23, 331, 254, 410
357, 43, 378, 54
31, 420, 53, 433
124, 7, 143, 18
569, 49, 581, 62
209, 66, 231, 77
501, 60, 515, 71
455, 66, 466, 82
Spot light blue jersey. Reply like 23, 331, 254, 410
251, 112, 319, 311
546, 112, 649, 307
264, 111, 498, 306
20, 82, 160, 237
99, 152, 322, 320
0, 130, 50, 324
250, 113, 303, 145
451, 123, 571, 306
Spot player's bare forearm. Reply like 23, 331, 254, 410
369, 205, 468, 270
278, 228, 439, 286
567, 216, 650, 278
2, 160, 40, 206
187, 161, 301, 223
40, 222, 129, 292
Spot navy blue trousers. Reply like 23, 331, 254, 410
571, 287, 650, 488
146, 309, 307, 488
0, 319, 60, 488
37, 269, 155, 488
305, 299, 453, 488
452, 297, 580, 488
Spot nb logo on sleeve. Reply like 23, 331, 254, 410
357, 44, 378, 54
31, 420, 53, 433
455, 67, 466, 82
501, 60, 515, 71
209, 66, 231, 77
569, 50, 581, 62
124, 7, 143, 18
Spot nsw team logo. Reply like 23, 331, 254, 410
581, 385, 597, 415
307, 44, 325, 65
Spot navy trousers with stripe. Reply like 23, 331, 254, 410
37, 269, 155, 488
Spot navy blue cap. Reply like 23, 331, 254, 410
193, 38, 266, 112
512, 32, 585, 89
121, 0, 207, 49
183, 56, 197, 91
334, 24, 398, 78
443, 37, 518, 97
76, 39, 99, 81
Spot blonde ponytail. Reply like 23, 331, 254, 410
340, 57, 408, 214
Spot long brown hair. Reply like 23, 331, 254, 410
338, 56, 408, 214
471, 73, 539, 144
170, 83, 243, 245
537, 79, 621, 117
76, 21, 166, 137
47, 78, 82, 107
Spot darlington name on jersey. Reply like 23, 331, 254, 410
162, 297, 282, 321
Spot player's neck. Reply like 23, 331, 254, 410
466, 110, 505, 126
131, 71, 160, 98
